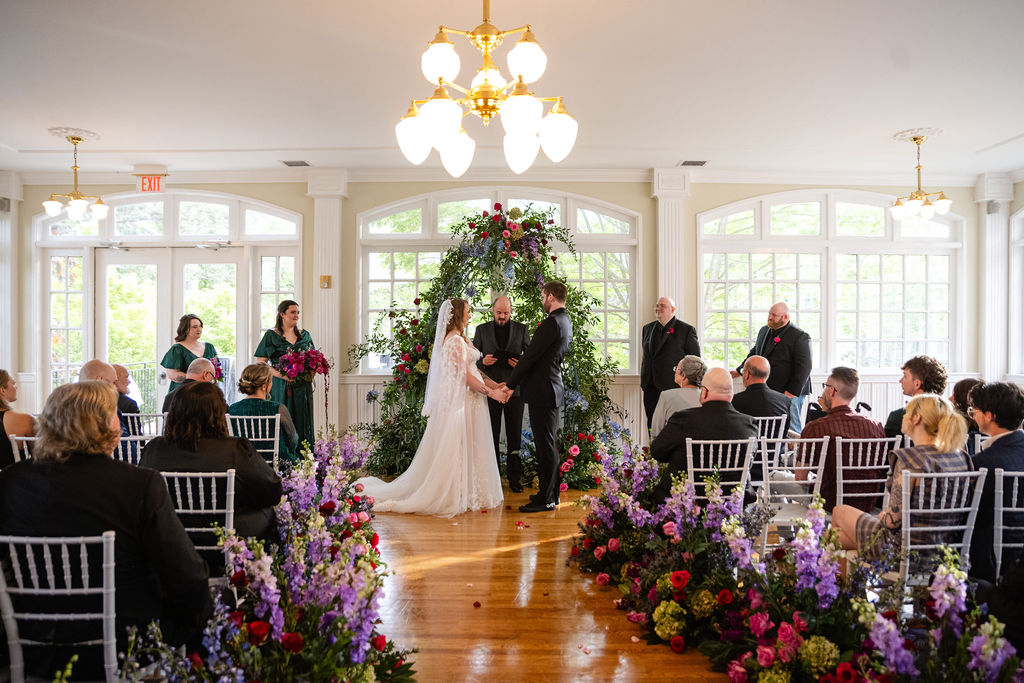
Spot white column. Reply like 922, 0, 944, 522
0, 172, 23, 372
307, 169, 348, 430
974, 172, 1013, 380
651, 168, 691, 309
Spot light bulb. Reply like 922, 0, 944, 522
471, 66, 507, 90
503, 133, 540, 174
43, 199, 63, 217
91, 199, 110, 220
439, 129, 475, 178
934, 193, 952, 215
500, 92, 542, 136
889, 201, 906, 222
919, 199, 936, 220
418, 90, 463, 150
395, 112, 432, 165
506, 30, 547, 83
421, 37, 460, 85
539, 103, 578, 163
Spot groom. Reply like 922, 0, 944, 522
502, 281, 573, 513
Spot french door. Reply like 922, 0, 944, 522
95, 247, 246, 412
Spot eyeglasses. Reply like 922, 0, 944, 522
821, 382, 836, 392
966, 406, 976, 417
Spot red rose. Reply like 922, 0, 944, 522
373, 634, 387, 651
587, 434, 595, 442
329, 543, 340, 559
541, 238, 548, 245
189, 652, 204, 671
388, 311, 396, 318
413, 297, 421, 305
468, 223, 476, 229
835, 662, 857, 683
670, 570, 690, 590
551, 256, 558, 262
773, 336, 781, 343
230, 570, 249, 588
371, 532, 380, 547
548, 219, 554, 224
594, 476, 601, 484
718, 589, 734, 605
492, 215, 500, 223
482, 210, 489, 217
570, 546, 580, 557
583, 537, 594, 549
670, 635, 685, 653
672, 589, 687, 602
248, 620, 270, 645
819, 676, 836, 683
319, 500, 337, 517
481, 231, 489, 238
402, 353, 410, 361
399, 328, 407, 335
411, 319, 419, 326
281, 632, 304, 653
228, 611, 245, 628
494, 202, 502, 211
578, 433, 585, 440
473, 600, 482, 608
594, 454, 601, 462
772, 547, 787, 561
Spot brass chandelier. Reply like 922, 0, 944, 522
889, 131, 951, 221
395, 0, 578, 177
42, 133, 109, 221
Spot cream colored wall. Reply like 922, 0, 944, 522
1013, 180, 1024, 217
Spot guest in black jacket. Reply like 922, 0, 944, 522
640, 296, 700, 431
0, 381, 211, 680
732, 355, 792, 434
142, 381, 282, 544
967, 381, 1024, 583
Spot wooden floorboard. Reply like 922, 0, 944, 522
373, 487, 726, 682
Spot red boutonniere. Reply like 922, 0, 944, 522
666, 327, 675, 335
773, 336, 781, 343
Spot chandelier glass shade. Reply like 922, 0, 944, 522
42, 135, 109, 220
889, 135, 952, 222
396, 0, 577, 177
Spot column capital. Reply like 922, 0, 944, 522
974, 172, 1013, 203
651, 168, 691, 200
307, 169, 348, 198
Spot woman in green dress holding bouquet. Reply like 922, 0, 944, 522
255, 300, 315, 449
161, 314, 219, 393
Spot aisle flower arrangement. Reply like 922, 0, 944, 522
121, 430, 415, 682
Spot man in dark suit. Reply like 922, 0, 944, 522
641, 296, 700, 431
651, 367, 757, 502
473, 295, 531, 492
161, 357, 217, 413
114, 363, 141, 434
731, 355, 792, 434
502, 282, 573, 513
734, 302, 812, 432
968, 381, 1024, 583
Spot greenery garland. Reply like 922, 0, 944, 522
347, 202, 627, 489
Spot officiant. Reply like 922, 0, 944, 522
474, 295, 530, 493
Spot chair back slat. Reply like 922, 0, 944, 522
8, 436, 34, 464
111, 435, 156, 467
754, 415, 787, 440
122, 412, 166, 436
995, 468, 1024, 580
226, 414, 280, 470
685, 438, 756, 502
160, 470, 236, 553
834, 436, 901, 508
758, 436, 830, 552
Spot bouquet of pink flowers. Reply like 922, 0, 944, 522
277, 348, 331, 383
211, 357, 225, 383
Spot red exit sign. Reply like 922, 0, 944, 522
137, 175, 165, 192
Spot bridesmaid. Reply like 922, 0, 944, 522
161, 314, 218, 393
254, 300, 315, 449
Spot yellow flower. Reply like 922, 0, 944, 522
415, 359, 429, 374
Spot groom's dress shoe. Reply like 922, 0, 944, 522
509, 481, 524, 493
519, 501, 556, 513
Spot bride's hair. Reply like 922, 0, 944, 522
445, 298, 470, 341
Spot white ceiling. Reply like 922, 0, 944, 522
2, 0, 1023, 182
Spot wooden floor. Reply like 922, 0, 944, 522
373, 487, 725, 683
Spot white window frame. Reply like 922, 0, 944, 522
697, 189, 965, 372
1009, 206, 1024, 379
356, 186, 641, 374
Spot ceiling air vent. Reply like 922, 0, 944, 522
677, 160, 707, 167
281, 160, 310, 167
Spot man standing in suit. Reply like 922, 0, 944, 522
641, 296, 700, 431
502, 282, 573, 513
731, 356, 792, 434
735, 302, 813, 432
473, 295, 531, 492
651, 367, 756, 501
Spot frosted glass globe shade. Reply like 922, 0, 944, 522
91, 200, 109, 220
471, 67, 507, 90
934, 195, 952, 215
888, 203, 906, 221
421, 42, 460, 84
395, 115, 432, 165
499, 94, 542, 136
68, 199, 89, 220
503, 133, 540, 174
440, 130, 476, 178
903, 198, 922, 215
919, 201, 935, 220
419, 97, 463, 150
42, 200, 63, 217
507, 40, 547, 83
539, 111, 578, 162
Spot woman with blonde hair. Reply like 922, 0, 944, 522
0, 381, 211, 679
0, 369, 35, 469
832, 393, 972, 560
356, 298, 506, 516
227, 362, 300, 465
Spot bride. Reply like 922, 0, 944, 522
357, 298, 506, 517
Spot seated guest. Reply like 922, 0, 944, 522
228, 363, 300, 466
967, 381, 1024, 583
0, 381, 211, 679
833, 394, 970, 562
952, 377, 984, 457
650, 367, 756, 501
113, 363, 141, 435
650, 355, 706, 439
142, 381, 282, 545
884, 355, 947, 438
798, 366, 886, 512
79, 359, 129, 437
731, 355, 792, 434
161, 357, 217, 413
0, 369, 36, 469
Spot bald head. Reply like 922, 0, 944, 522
742, 356, 770, 386
79, 359, 116, 384
113, 364, 131, 394
186, 358, 216, 382
767, 302, 790, 330
700, 367, 734, 403
655, 296, 676, 325
492, 295, 511, 326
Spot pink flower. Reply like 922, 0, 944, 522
415, 344, 423, 352
756, 645, 775, 668
595, 573, 610, 586
727, 657, 750, 683
773, 336, 781, 343
559, 462, 571, 473
776, 641, 797, 663
647, 586, 658, 602
749, 612, 775, 639
748, 588, 764, 610
777, 622, 801, 648
791, 611, 808, 632
566, 458, 574, 467
357, 511, 370, 522
568, 445, 580, 456
510, 251, 518, 258
354, 483, 365, 492
627, 611, 647, 624
608, 538, 620, 552
502, 230, 511, 238
662, 521, 677, 537
559, 482, 568, 492
594, 546, 606, 560
347, 512, 359, 524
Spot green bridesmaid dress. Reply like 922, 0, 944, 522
254, 328, 316, 450
160, 341, 218, 393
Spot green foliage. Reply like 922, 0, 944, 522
348, 203, 624, 486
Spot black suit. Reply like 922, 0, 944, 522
473, 320, 530, 484
732, 383, 792, 433
969, 430, 1024, 583
650, 401, 757, 502
738, 322, 812, 431
506, 307, 572, 504
641, 317, 700, 429
0, 453, 211, 679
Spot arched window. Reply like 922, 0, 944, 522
697, 190, 964, 372
357, 188, 640, 372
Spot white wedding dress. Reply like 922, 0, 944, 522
357, 333, 503, 517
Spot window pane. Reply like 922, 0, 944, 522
582, 253, 605, 279
751, 254, 773, 280
114, 202, 163, 236
900, 216, 950, 239
438, 198, 490, 232
245, 209, 297, 235
394, 253, 416, 279
859, 254, 881, 281
50, 256, 67, 291
179, 201, 229, 236
48, 215, 99, 237
261, 294, 278, 329
727, 253, 749, 279
67, 293, 83, 327
704, 253, 726, 280
606, 342, 629, 368
724, 210, 755, 235
368, 252, 392, 279
369, 208, 422, 235
512, 199, 561, 225
775, 253, 796, 280
107, 263, 158, 367
576, 207, 629, 234
836, 203, 885, 237
798, 253, 820, 280
418, 252, 441, 279
770, 202, 820, 236
182, 263, 236, 357
261, 257, 276, 290
368, 282, 392, 309
702, 217, 724, 235
50, 293, 66, 326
